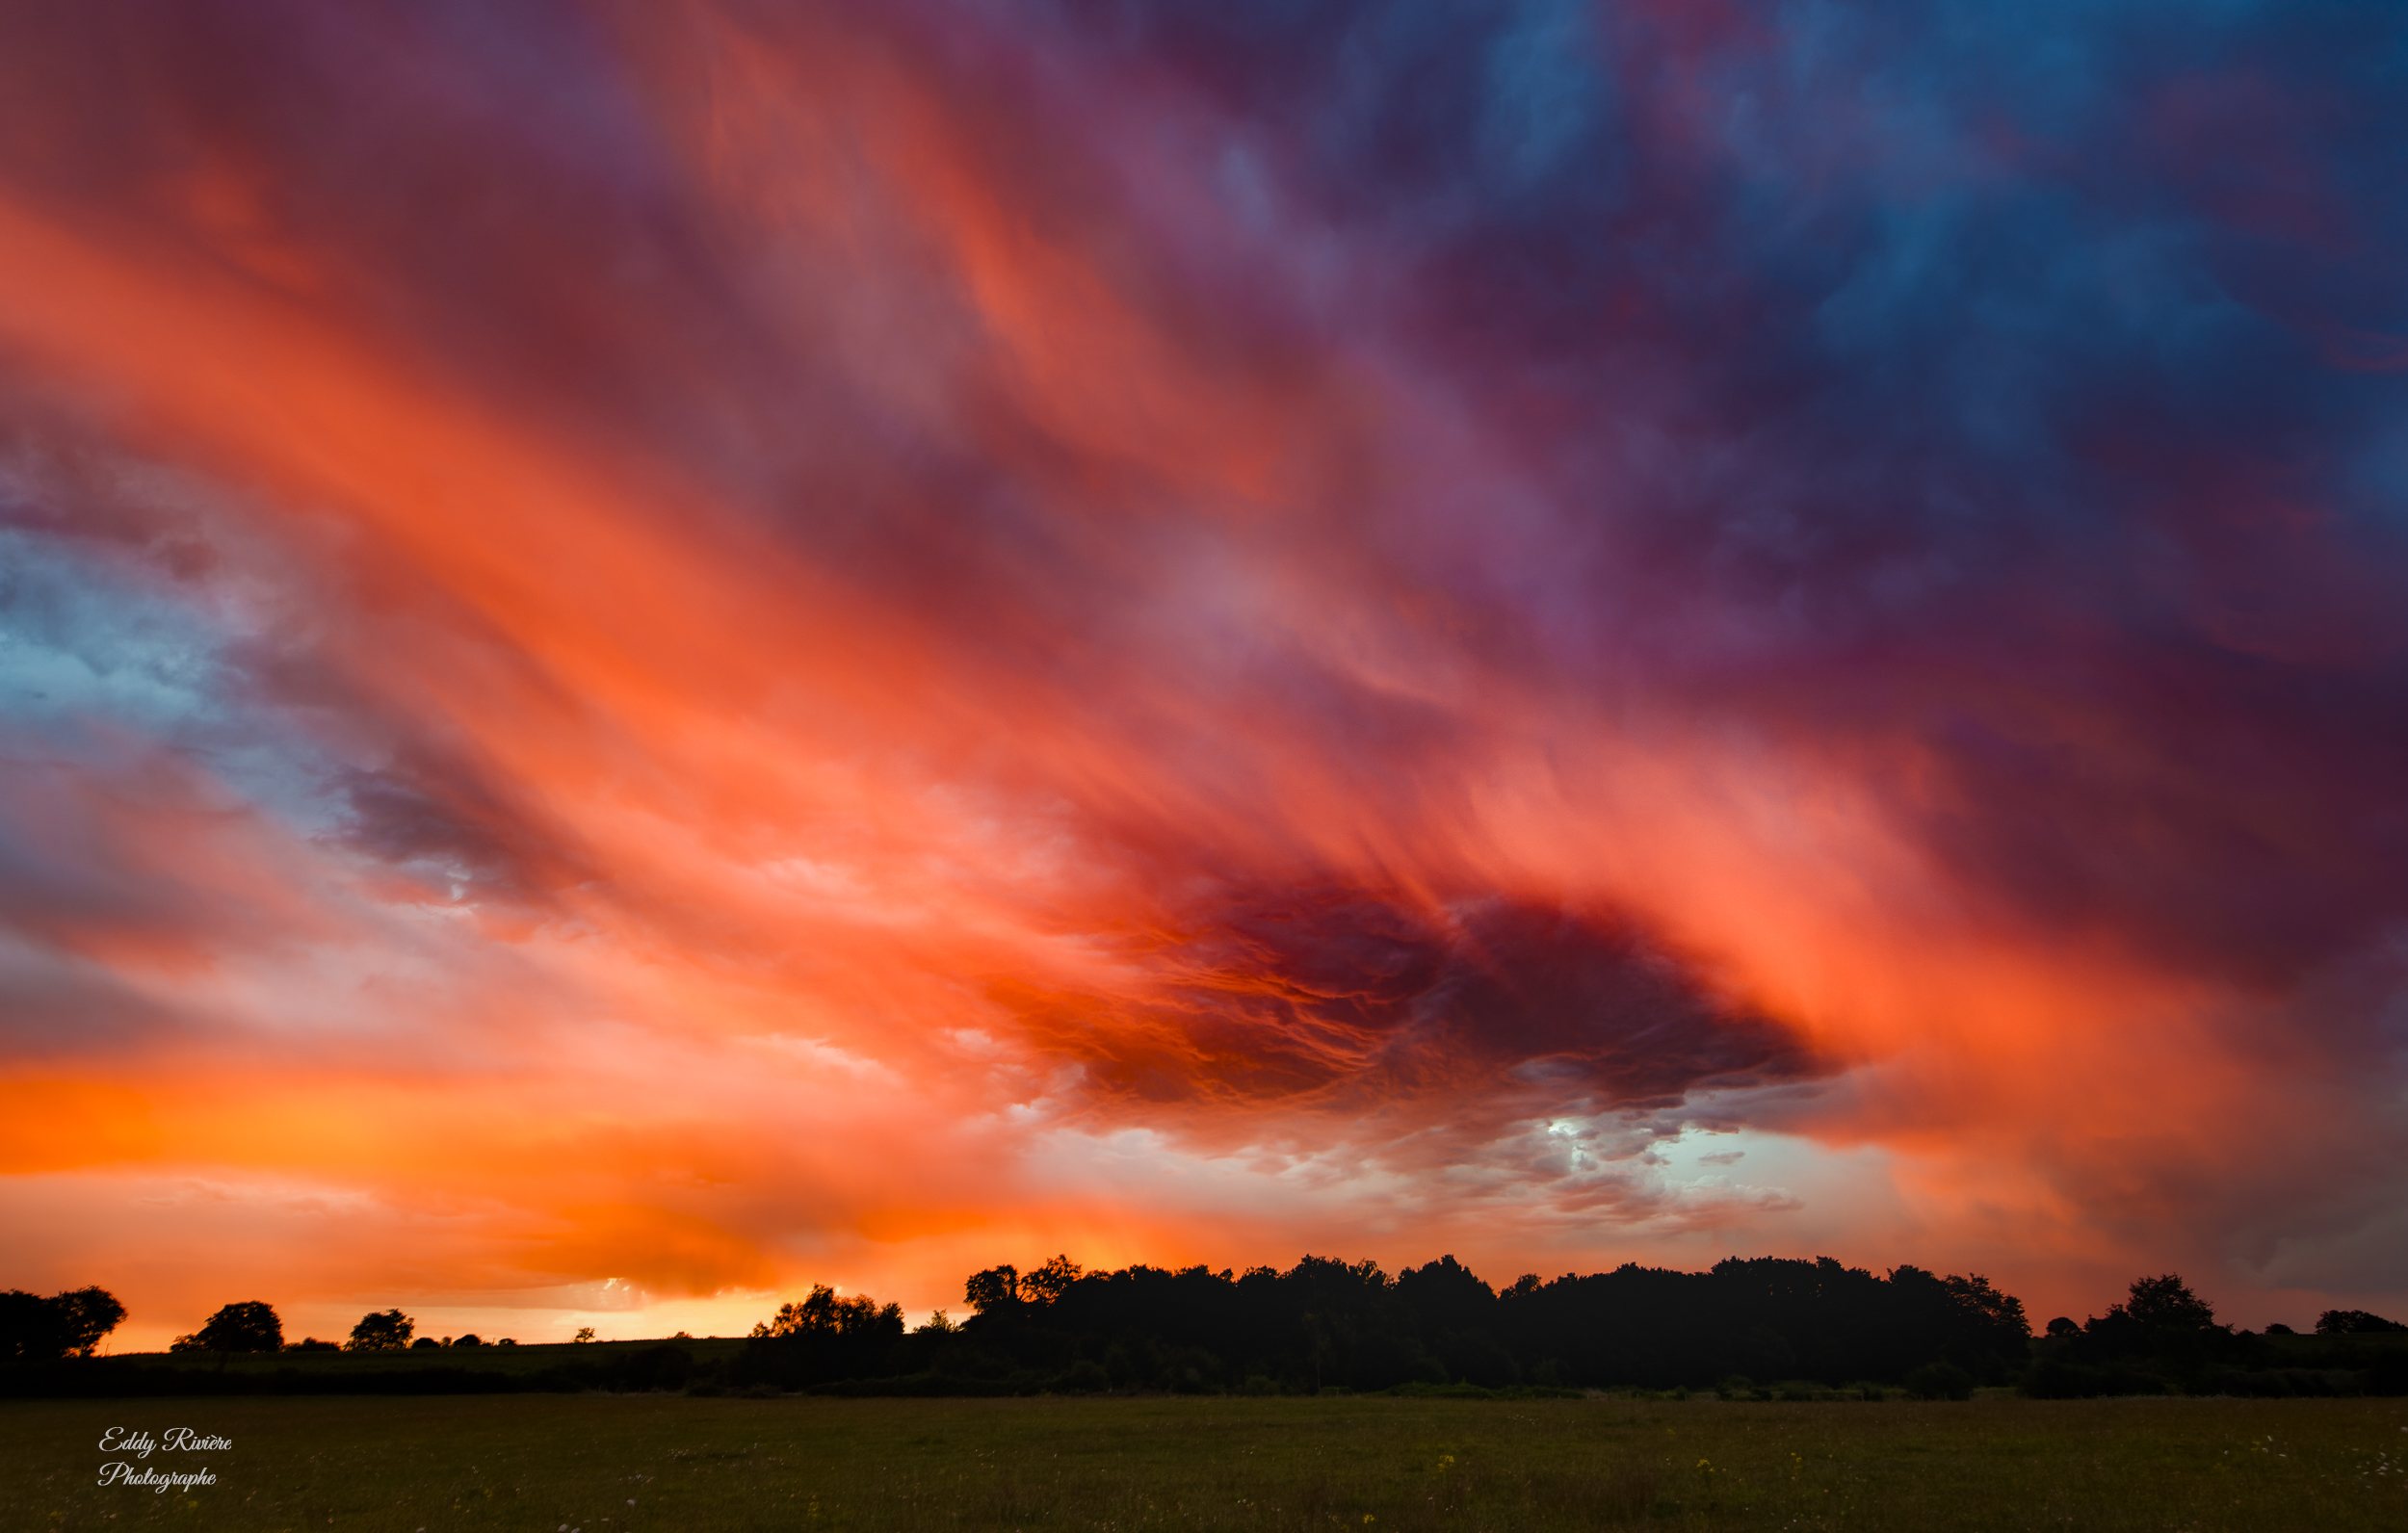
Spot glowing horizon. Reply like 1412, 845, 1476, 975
3, 1, 2405, 1351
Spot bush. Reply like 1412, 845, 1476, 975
1904, 1361, 1974, 1400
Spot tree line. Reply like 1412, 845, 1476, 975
8, 1258, 2404, 1401
734, 1253, 2031, 1395
732, 1254, 2407, 1399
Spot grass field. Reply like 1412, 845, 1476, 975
8, 1392, 2405, 1532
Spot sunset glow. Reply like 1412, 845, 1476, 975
4, 1, 2406, 1349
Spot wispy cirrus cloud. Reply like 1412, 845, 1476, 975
0, 0, 2402, 1343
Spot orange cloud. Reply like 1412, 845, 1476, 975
0, 0, 2399, 1345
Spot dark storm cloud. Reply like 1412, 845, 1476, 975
1003, 883, 1822, 1116
1027, 0, 2408, 994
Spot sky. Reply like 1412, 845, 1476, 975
2, 0, 2406, 1350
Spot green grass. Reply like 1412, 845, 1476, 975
7, 1392, 2405, 1531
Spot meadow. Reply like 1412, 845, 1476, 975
7, 1391, 2405, 1532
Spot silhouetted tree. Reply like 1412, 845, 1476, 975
2067, 1273, 2236, 1384
0, 1290, 65, 1363
1399, 1256, 1511, 1385
347, 1309, 414, 1351
737, 1284, 907, 1388
1021, 1255, 1084, 1306
2119, 1275, 2221, 1332
2081, 1273, 2223, 1351
751, 1285, 903, 1338
171, 1301, 283, 1354
49, 1287, 127, 1358
964, 1265, 1020, 1313
2316, 1309, 2406, 1335
0, 1286, 125, 1362
1942, 1274, 2029, 1352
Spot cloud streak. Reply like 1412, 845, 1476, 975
0, 0, 2404, 1342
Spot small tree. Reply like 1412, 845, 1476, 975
171, 1302, 283, 1354
572, 1327, 595, 1344
2118, 1275, 2220, 1332
348, 1309, 414, 1351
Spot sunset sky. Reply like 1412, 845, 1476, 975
4, 1, 2407, 1350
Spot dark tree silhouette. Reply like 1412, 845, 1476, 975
347, 1309, 414, 1351
2316, 1308, 2407, 1335
751, 1285, 903, 1339
0, 1290, 65, 1363
2075, 1273, 2228, 1364
49, 1287, 127, 1358
171, 1301, 283, 1354
2116, 1275, 2222, 1332
737, 1284, 907, 1389
963, 1265, 1020, 1313
0, 1286, 125, 1362
1021, 1255, 1084, 1306
27, 1251, 2066, 1396
2028, 1271, 2246, 1395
